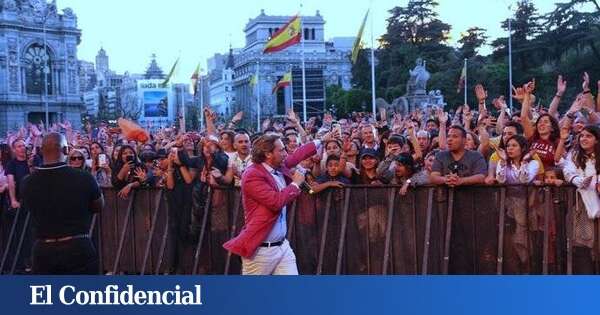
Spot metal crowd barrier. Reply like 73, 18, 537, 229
0, 185, 597, 274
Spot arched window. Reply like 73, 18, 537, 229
24, 44, 52, 95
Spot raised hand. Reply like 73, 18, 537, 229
437, 110, 448, 125
524, 78, 536, 94
560, 122, 571, 140
231, 111, 243, 123
287, 109, 299, 125
261, 118, 271, 131
511, 85, 527, 102
582, 72, 590, 91
557, 75, 567, 96
492, 96, 507, 110
475, 84, 487, 103
134, 167, 147, 182
568, 94, 584, 114
323, 113, 333, 125
379, 107, 387, 122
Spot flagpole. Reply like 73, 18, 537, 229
300, 5, 307, 123
289, 64, 294, 112
463, 58, 468, 105
369, 2, 376, 116
508, 4, 513, 111
181, 85, 186, 132
256, 59, 261, 132
199, 72, 204, 130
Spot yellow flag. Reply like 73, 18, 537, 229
351, 10, 369, 64
249, 74, 258, 87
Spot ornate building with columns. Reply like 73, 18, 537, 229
0, 0, 82, 134
233, 10, 353, 127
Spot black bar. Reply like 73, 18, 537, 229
421, 188, 434, 275
382, 188, 396, 275
0, 207, 21, 274
316, 191, 332, 275
140, 190, 163, 275
111, 193, 136, 275
442, 188, 454, 275
192, 187, 212, 275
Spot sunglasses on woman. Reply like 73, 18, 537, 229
70, 156, 84, 161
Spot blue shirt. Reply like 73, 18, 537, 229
262, 163, 288, 242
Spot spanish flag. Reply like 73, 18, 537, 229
263, 15, 302, 54
272, 72, 292, 94
351, 10, 369, 64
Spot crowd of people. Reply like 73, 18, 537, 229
1, 73, 600, 274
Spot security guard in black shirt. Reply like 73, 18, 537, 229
21, 133, 104, 274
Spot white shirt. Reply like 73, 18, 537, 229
230, 152, 252, 187
561, 152, 600, 218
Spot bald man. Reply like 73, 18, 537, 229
21, 133, 104, 274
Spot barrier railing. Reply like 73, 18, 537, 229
1, 185, 597, 274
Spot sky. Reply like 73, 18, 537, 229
58, 0, 563, 83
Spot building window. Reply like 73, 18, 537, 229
311, 28, 316, 40
24, 44, 53, 95
304, 28, 309, 40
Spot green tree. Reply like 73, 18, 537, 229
351, 49, 371, 90
376, 0, 454, 102
458, 27, 488, 59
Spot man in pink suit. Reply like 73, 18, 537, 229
223, 133, 330, 275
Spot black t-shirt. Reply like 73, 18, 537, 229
6, 158, 30, 199
21, 163, 102, 239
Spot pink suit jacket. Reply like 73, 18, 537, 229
223, 142, 317, 258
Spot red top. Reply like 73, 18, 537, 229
530, 137, 556, 170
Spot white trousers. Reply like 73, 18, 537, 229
241, 240, 299, 275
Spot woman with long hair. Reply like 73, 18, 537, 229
527, 113, 560, 170
67, 149, 89, 172
495, 135, 539, 184
391, 153, 429, 195
111, 145, 145, 199
354, 149, 382, 185
494, 135, 540, 274
562, 125, 600, 274
90, 141, 111, 187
